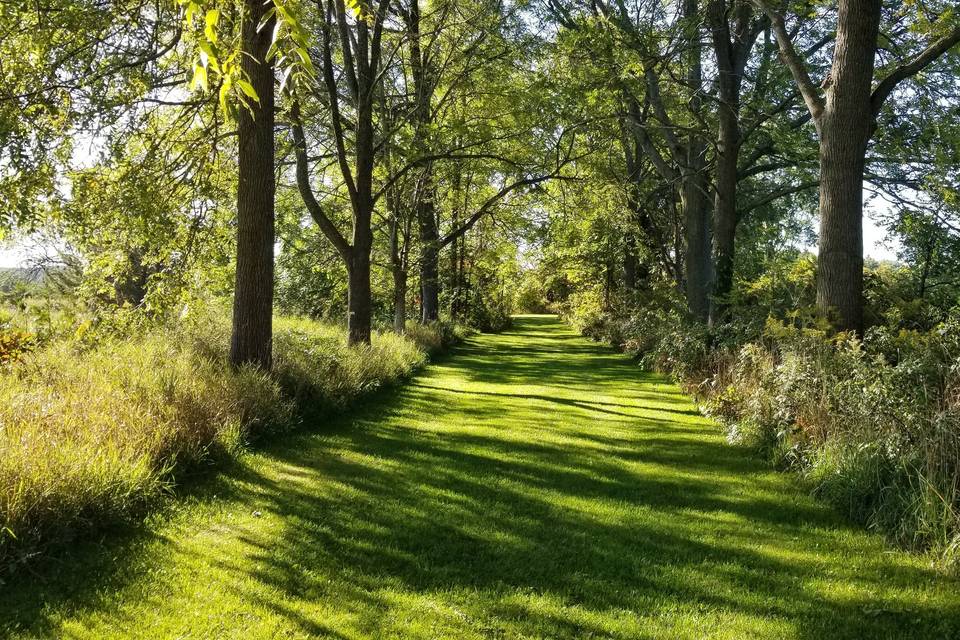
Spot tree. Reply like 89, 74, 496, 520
290, 0, 389, 345
706, 0, 767, 325
0, 0, 179, 233
756, 0, 960, 332
229, 0, 277, 367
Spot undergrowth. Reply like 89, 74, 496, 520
567, 299, 960, 570
0, 305, 465, 570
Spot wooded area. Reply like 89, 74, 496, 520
2, 0, 960, 636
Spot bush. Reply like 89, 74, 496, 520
403, 320, 473, 354
466, 297, 512, 333
561, 289, 607, 340
572, 297, 960, 566
0, 305, 459, 567
0, 327, 35, 366
512, 273, 550, 313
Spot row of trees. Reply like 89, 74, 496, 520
3, 0, 960, 367
195, 0, 578, 362
2, 0, 574, 368
540, 0, 960, 333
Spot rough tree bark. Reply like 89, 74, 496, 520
623, 232, 639, 291
229, 0, 275, 369
393, 268, 408, 333
418, 189, 441, 322
448, 171, 462, 318
707, 0, 765, 327
387, 192, 411, 333
682, 169, 712, 321
347, 246, 373, 345
758, 0, 960, 332
814, 0, 879, 333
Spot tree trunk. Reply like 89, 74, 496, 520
393, 268, 407, 333
419, 190, 441, 322
681, 0, 712, 322
918, 236, 934, 299
448, 167, 462, 317
710, 86, 741, 327
407, 0, 441, 324
230, 0, 275, 369
623, 233, 639, 291
347, 249, 372, 345
388, 204, 409, 333
815, 0, 880, 334
449, 236, 460, 317
706, 0, 761, 327
457, 231, 467, 321
682, 166, 712, 321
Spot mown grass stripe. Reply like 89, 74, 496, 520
1, 315, 958, 639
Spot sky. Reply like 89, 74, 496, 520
0, 209, 901, 269
0, 242, 33, 268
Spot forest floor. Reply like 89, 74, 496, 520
2, 315, 959, 639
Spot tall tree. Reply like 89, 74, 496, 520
291, 0, 389, 346
405, 0, 443, 322
586, 0, 714, 320
706, 0, 767, 325
756, 0, 960, 332
230, 0, 276, 367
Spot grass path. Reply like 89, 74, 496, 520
2, 315, 959, 639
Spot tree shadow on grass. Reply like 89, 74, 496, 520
2, 315, 959, 639
182, 411, 960, 638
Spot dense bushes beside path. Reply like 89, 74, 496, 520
567, 298, 960, 569
0, 306, 469, 569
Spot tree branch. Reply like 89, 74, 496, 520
753, 1, 825, 122
439, 169, 571, 249
290, 102, 352, 260
871, 25, 960, 116
739, 179, 819, 216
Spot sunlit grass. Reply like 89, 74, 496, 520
1, 315, 958, 638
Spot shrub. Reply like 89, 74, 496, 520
712, 320, 960, 561
0, 334, 291, 557
0, 305, 458, 567
0, 327, 35, 366
573, 299, 960, 565
466, 297, 513, 333
403, 320, 473, 354
562, 289, 606, 340
512, 273, 550, 313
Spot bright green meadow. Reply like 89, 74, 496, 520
2, 315, 958, 639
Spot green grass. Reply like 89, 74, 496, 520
2, 315, 958, 639
0, 310, 429, 561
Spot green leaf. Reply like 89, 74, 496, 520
237, 79, 260, 103
204, 9, 220, 44
198, 41, 220, 73
190, 63, 208, 92
185, 1, 200, 24
279, 64, 295, 94
257, 6, 278, 33
219, 75, 232, 113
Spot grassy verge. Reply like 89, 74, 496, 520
0, 307, 468, 569
570, 305, 960, 567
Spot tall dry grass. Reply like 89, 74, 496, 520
0, 308, 453, 564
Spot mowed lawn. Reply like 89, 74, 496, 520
2, 315, 958, 639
